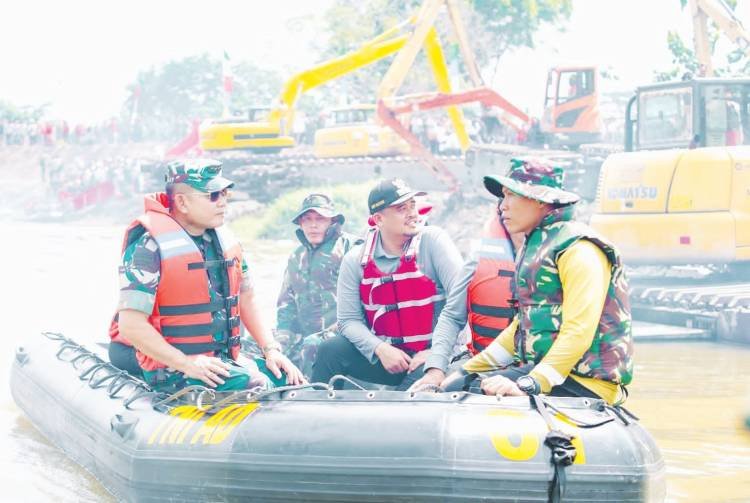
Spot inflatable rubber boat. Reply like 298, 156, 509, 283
11, 332, 666, 502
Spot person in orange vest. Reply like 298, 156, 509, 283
410, 189, 520, 390
109, 159, 304, 391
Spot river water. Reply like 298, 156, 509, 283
2, 219, 749, 502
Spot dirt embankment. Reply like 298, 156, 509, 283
0, 143, 497, 249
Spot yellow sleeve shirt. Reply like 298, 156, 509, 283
462, 240, 620, 404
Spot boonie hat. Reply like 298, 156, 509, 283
292, 193, 344, 224
483, 157, 579, 205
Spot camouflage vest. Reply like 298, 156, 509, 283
514, 206, 634, 385
279, 225, 360, 336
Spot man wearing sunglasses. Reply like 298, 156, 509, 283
275, 193, 362, 377
109, 158, 304, 391
311, 178, 463, 389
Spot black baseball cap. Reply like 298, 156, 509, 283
368, 178, 427, 215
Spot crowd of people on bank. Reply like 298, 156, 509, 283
39, 155, 147, 211
107, 157, 633, 406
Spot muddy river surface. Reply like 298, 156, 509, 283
2, 220, 749, 502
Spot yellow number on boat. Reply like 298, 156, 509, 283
148, 405, 206, 445
147, 403, 260, 446
487, 409, 539, 461
190, 403, 260, 445
486, 409, 586, 464
553, 412, 586, 465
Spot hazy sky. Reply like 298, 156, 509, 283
2, 0, 749, 122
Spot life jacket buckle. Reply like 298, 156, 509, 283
227, 316, 241, 329
384, 303, 399, 313
225, 295, 239, 310
380, 275, 394, 284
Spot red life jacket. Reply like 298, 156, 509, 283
466, 215, 516, 355
109, 193, 244, 371
359, 229, 444, 353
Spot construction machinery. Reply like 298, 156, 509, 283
540, 65, 602, 147
199, 0, 475, 156
590, 0, 750, 268
198, 21, 413, 152
587, 0, 750, 345
312, 104, 410, 158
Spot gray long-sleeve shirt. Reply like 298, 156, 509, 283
336, 225, 463, 363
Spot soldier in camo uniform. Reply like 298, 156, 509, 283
276, 193, 362, 377
108, 158, 304, 392
441, 158, 633, 405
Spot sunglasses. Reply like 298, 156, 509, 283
181, 188, 230, 202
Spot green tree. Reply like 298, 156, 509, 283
122, 54, 283, 140
0, 100, 48, 122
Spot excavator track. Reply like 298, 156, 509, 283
629, 275, 750, 344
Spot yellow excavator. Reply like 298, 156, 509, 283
200, 0, 472, 155
198, 20, 413, 153
313, 104, 410, 158
590, 0, 750, 269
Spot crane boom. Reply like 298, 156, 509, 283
690, 0, 750, 76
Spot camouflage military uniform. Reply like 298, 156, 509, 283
483, 158, 633, 386
118, 229, 257, 390
114, 158, 276, 392
276, 224, 361, 377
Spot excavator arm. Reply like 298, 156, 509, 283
377, 87, 531, 192
377, 0, 483, 152
690, 0, 750, 76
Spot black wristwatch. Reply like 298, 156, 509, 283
516, 375, 541, 396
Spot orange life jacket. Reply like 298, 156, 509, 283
466, 215, 516, 355
109, 193, 244, 371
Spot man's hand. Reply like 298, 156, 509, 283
407, 367, 445, 391
480, 375, 526, 397
439, 370, 469, 391
375, 343, 411, 374
181, 355, 232, 388
265, 349, 306, 386
407, 349, 431, 373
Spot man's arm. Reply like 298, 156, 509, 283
119, 310, 231, 387
239, 270, 305, 385
423, 255, 476, 373
427, 227, 463, 296
462, 318, 518, 373
528, 240, 611, 392
336, 247, 384, 362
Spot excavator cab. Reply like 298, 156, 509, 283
313, 104, 410, 158
591, 77, 750, 267
540, 66, 602, 147
625, 78, 750, 151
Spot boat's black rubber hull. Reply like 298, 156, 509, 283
11, 335, 666, 502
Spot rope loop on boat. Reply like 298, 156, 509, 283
530, 394, 576, 503
327, 375, 367, 390
151, 385, 212, 410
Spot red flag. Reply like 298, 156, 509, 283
222, 50, 233, 94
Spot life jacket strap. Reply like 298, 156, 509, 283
376, 333, 432, 345
187, 258, 239, 270
366, 294, 445, 326
469, 303, 515, 318
159, 295, 239, 316
161, 316, 240, 337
